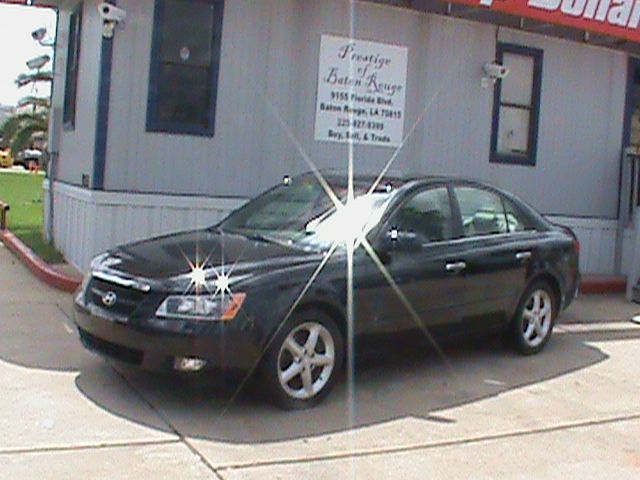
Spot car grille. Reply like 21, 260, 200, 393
87, 277, 148, 318
78, 328, 143, 365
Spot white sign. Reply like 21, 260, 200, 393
314, 35, 408, 148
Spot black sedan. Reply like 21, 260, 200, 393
74, 173, 580, 409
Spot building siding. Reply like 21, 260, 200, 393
47, 0, 631, 272
491, 29, 626, 219
45, 181, 244, 270
53, 0, 103, 187
101, 0, 626, 220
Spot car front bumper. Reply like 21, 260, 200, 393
73, 303, 261, 372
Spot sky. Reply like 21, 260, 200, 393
0, 4, 57, 107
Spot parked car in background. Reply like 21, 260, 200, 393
0, 149, 13, 168
74, 173, 580, 409
14, 149, 42, 169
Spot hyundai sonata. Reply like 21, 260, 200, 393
74, 173, 580, 409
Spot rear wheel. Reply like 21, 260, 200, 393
511, 282, 557, 355
261, 308, 344, 409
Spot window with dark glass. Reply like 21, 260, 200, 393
146, 0, 224, 136
455, 187, 508, 237
63, 4, 82, 129
393, 187, 453, 244
503, 197, 536, 232
490, 43, 543, 166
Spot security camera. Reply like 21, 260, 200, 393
483, 62, 510, 80
98, 3, 127, 22
98, 3, 126, 38
31, 27, 47, 42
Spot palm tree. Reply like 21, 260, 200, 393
0, 112, 48, 156
0, 68, 52, 164
17, 96, 51, 113
15, 71, 53, 88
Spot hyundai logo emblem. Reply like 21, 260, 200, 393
102, 291, 117, 308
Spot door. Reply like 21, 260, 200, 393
354, 185, 467, 335
451, 185, 530, 332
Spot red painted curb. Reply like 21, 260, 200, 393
0, 229, 82, 293
580, 275, 627, 295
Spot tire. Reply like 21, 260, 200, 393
510, 281, 557, 355
260, 308, 344, 410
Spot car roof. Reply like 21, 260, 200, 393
298, 170, 498, 192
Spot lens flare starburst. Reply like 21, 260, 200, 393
189, 264, 207, 289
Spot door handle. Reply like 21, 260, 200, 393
516, 251, 532, 261
446, 261, 467, 273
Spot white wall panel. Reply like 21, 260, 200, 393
546, 215, 618, 274
50, 182, 244, 271
54, 1, 104, 186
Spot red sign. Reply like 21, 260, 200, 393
448, 0, 640, 43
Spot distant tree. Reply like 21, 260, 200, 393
17, 96, 51, 112
15, 71, 53, 88
0, 112, 48, 154
0, 66, 52, 160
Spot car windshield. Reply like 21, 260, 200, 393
218, 177, 393, 248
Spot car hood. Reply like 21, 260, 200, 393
105, 229, 323, 282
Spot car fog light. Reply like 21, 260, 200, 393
174, 357, 207, 372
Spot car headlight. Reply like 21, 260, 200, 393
155, 293, 246, 321
90, 253, 109, 270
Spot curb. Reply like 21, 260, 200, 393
0, 229, 81, 293
580, 275, 627, 295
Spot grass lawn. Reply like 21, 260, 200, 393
0, 171, 64, 263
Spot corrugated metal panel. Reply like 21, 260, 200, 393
54, 1, 103, 186
100, 0, 625, 220
51, 182, 244, 270
546, 215, 618, 274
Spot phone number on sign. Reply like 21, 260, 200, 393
337, 118, 385, 130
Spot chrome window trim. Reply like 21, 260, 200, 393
420, 230, 539, 249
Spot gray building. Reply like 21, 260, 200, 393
36, 0, 640, 273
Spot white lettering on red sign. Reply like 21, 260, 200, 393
479, 0, 640, 29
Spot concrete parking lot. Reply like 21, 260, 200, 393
1, 242, 640, 479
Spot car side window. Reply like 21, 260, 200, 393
503, 197, 537, 232
393, 187, 453, 243
454, 186, 508, 237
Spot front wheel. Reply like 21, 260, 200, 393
260, 308, 344, 409
510, 282, 557, 355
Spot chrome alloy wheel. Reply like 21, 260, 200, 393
522, 289, 553, 348
277, 322, 336, 400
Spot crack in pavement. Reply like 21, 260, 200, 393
0, 439, 181, 457
109, 363, 225, 480
216, 412, 640, 473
